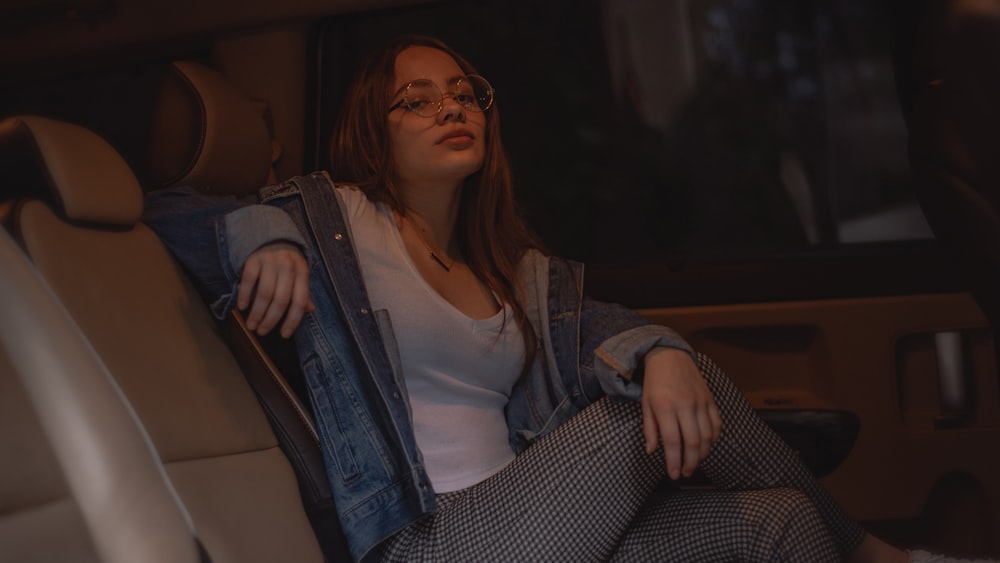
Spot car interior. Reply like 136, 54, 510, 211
1, 0, 998, 561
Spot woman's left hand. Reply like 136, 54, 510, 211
641, 347, 723, 480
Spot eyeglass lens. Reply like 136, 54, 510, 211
403, 76, 493, 117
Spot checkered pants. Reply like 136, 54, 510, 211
377, 353, 866, 562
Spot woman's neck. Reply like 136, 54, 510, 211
398, 180, 463, 252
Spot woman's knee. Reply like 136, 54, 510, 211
743, 488, 839, 561
757, 488, 819, 523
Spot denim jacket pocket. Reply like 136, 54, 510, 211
301, 353, 362, 484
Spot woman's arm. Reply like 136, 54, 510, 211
143, 186, 311, 336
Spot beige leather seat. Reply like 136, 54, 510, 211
147, 60, 276, 195
0, 228, 200, 563
0, 114, 325, 563
0, 348, 104, 563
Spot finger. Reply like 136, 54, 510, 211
238, 257, 262, 312
256, 262, 294, 336
678, 408, 703, 478
659, 414, 683, 480
280, 261, 312, 338
246, 265, 277, 332
642, 396, 659, 454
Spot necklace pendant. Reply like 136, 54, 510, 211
430, 251, 453, 272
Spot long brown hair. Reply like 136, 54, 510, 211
328, 35, 543, 371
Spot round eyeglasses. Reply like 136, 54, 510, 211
388, 75, 494, 117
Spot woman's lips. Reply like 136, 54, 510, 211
438, 129, 474, 145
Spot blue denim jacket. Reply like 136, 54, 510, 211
144, 171, 693, 561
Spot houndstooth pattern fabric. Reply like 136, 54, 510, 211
376, 353, 865, 562
609, 483, 840, 561
691, 353, 865, 554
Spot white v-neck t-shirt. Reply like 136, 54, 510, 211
337, 185, 524, 492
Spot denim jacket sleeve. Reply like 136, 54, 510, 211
143, 186, 305, 319
585, 298, 696, 401
519, 249, 695, 404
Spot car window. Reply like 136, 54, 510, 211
312, 0, 930, 267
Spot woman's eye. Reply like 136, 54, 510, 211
406, 99, 430, 110
455, 94, 476, 106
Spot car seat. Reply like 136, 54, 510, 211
0, 114, 327, 563
0, 228, 203, 563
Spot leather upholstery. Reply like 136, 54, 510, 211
0, 229, 200, 563
0, 345, 103, 563
147, 61, 273, 196
0, 116, 142, 225
1, 115, 325, 563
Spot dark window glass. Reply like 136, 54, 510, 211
313, 0, 928, 265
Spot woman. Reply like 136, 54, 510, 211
146, 35, 912, 562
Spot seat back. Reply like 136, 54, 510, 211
0, 115, 325, 563
0, 347, 103, 563
0, 228, 201, 563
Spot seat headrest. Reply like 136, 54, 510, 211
146, 61, 273, 197
0, 115, 143, 226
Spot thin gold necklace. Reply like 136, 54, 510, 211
401, 214, 455, 272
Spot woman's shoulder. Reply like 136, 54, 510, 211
517, 249, 580, 270
330, 182, 374, 209
331, 182, 370, 203
332, 182, 362, 195
282, 171, 360, 196
515, 249, 551, 284
516, 250, 585, 297
327, 181, 388, 230
518, 248, 547, 265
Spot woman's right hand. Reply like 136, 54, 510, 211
641, 347, 722, 480
238, 242, 314, 338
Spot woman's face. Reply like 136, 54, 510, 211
388, 46, 487, 191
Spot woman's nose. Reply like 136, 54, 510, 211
437, 94, 466, 123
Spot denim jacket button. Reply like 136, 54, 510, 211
334, 233, 343, 240
360, 308, 369, 314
